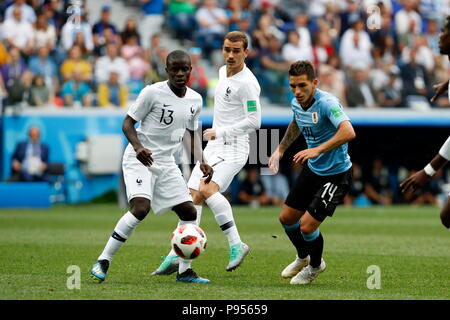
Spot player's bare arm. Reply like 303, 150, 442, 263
269, 120, 300, 173
293, 120, 355, 164
122, 115, 153, 167
187, 129, 213, 183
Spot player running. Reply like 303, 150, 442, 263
268, 60, 355, 285
152, 31, 261, 275
90, 50, 214, 284
399, 16, 450, 230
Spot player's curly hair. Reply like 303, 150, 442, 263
444, 15, 450, 33
288, 60, 316, 81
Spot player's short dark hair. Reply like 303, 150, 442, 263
166, 50, 190, 66
288, 60, 316, 81
444, 16, 450, 33
224, 31, 248, 50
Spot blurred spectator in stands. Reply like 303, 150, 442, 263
346, 62, 378, 108
6, 70, 33, 106
372, 34, 397, 69
339, 0, 363, 37
315, 2, 341, 43
28, 45, 59, 95
126, 45, 151, 97
61, 8, 94, 52
93, 27, 118, 57
60, 45, 92, 82
343, 163, 368, 206
0, 42, 10, 67
29, 74, 51, 107
121, 17, 141, 46
319, 64, 347, 105
0, 47, 27, 94
168, 0, 198, 41
5, 0, 36, 24
253, 0, 291, 32
8, 126, 49, 182
252, 14, 282, 52
377, 65, 402, 107
61, 70, 91, 107
3, 7, 35, 56
140, 0, 164, 49
95, 43, 129, 85
364, 158, 393, 205
293, 13, 311, 50
259, 34, 290, 104
281, 29, 313, 64
195, 0, 229, 60
260, 172, 290, 206
401, 36, 435, 74
225, 0, 251, 32
394, 0, 422, 50
425, 17, 440, 53
149, 46, 169, 83
33, 12, 56, 52
430, 55, 450, 108
187, 47, 208, 104
238, 167, 270, 207
278, 0, 308, 21
97, 71, 128, 108
400, 47, 432, 106
121, 35, 142, 61
92, 5, 118, 52
312, 30, 335, 67
43, 0, 65, 33
339, 17, 373, 70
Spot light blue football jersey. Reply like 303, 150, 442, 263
291, 88, 352, 176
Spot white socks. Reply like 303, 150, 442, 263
98, 211, 141, 262
206, 192, 241, 246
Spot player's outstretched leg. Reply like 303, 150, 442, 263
205, 191, 249, 271
90, 198, 148, 283
151, 205, 203, 276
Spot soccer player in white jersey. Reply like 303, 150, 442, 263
90, 50, 214, 284
152, 31, 262, 275
400, 16, 450, 230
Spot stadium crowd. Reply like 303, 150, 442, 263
1, 0, 448, 206
0, 0, 450, 108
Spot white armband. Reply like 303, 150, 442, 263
438, 136, 450, 160
424, 164, 436, 177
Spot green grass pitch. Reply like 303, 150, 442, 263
0, 204, 448, 300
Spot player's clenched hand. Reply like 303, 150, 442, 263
200, 163, 214, 184
430, 80, 449, 102
293, 148, 321, 164
399, 170, 430, 194
203, 128, 216, 140
268, 148, 283, 174
135, 147, 153, 167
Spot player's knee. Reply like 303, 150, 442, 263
279, 211, 296, 226
129, 198, 150, 220
190, 189, 204, 205
440, 210, 450, 228
300, 223, 317, 235
173, 201, 197, 222
199, 183, 218, 200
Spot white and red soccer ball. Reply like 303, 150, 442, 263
171, 224, 207, 259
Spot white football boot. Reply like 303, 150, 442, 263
281, 255, 310, 279
290, 259, 326, 285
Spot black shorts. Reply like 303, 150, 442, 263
285, 165, 352, 222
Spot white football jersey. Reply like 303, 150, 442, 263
209, 64, 261, 155
127, 81, 203, 160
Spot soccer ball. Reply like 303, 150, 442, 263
171, 224, 207, 259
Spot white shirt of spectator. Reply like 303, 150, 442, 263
296, 26, 312, 50
5, 3, 36, 24
2, 17, 34, 49
394, 8, 422, 35
34, 24, 56, 49
61, 21, 94, 52
209, 64, 261, 156
339, 28, 373, 68
127, 81, 203, 161
95, 55, 130, 84
282, 41, 313, 63
195, 6, 228, 35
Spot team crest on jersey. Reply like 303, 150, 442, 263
190, 106, 195, 114
224, 87, 232, 102
312, 112, 319, 124
136, 178, 142, 185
